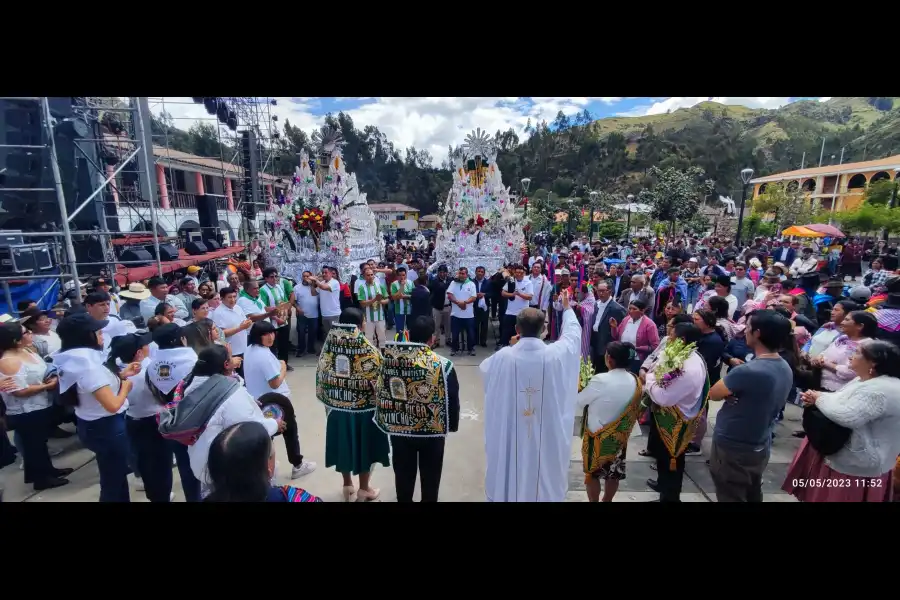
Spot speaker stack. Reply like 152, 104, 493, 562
196, 194, 224, 250
240, 130, 260, 221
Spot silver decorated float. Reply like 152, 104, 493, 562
431, 128, 526, 274
261, 126, 383, 283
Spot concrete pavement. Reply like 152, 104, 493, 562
1, 330, 803, 502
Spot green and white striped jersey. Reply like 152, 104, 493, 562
358, 280, 388, 322
390, 279, 414, 315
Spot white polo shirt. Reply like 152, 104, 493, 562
447, 279, 476, 319
505, 277, 534, 317
211, 303, 249, 355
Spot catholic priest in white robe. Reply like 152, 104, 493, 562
480, 288, 582, 502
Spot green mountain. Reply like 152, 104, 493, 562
153, 97, 900, 217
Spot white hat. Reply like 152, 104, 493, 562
557, 268, 571, 276
119, 282, 151, 300
687, 257, 698, 263
63, 279, 88, 292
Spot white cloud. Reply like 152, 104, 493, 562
819, 97, 832, 102
149, 97, 625, 167
149, 96, 825, 167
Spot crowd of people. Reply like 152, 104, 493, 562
2, 231, 900, 502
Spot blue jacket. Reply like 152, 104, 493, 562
655, 276, 688, 302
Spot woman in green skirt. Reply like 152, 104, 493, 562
317, 308, 390, 502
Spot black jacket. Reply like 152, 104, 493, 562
429, 275, 452, 311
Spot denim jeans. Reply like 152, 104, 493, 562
77, 413, 131, 502
451, 316, 475, 352
6, 407, 55, 485
296, 314, 319, 355
126, 415, 201, 502
394, 313, 408, 336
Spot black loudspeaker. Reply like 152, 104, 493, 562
240, 130, 259, 220
120, 248, 153, 266
196, 194, 221, 247
204, 239, 222, 251
185, 241, 209, 256
145, 243, 179, 262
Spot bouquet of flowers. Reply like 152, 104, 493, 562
652, 338, 696, 389
578, 357, 595, 392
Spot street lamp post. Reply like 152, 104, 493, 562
589, 190, 598, 241
625, 193, 634, 236
567, 197, 575, 242
520, 177, 531, 216
735, 167, 754, 247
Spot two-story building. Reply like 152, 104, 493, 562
749, 154, 900, 213
369, 203, 419, 231
111, 143, 290, 242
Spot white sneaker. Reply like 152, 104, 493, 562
291, 461, 317, 479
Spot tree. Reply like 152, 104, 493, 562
864, 179, 896, 206
753, 181, 816, 231
597, 221, 626, 239
638, 166, 714, 234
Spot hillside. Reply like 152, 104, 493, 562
151, 97, 900, 217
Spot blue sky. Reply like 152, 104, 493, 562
152, 97, 832, 167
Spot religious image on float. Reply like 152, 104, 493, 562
261, 125, 384, 283
431, 128, 526, 275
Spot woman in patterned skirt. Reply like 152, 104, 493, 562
783, 340, 900, 502
205, 421, 322, 502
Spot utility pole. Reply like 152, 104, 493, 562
818, 137, 826, 167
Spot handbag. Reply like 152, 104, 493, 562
802, 405, 851, 456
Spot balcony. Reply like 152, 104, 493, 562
115, 189, 229, 211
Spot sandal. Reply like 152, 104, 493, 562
342, 485, 357, 503
356, 487, 381, 502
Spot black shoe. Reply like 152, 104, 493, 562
33, 477, 70, 491
480, 343, 488, 348
295, 351, 304, 358
286, 365, 294, 372
53, 467, 74, 478
450, 351, 457, 357
685, 443, 701, 455
469, 350, 476, 356
646, 478, 659, 492
49, 427, 74, 439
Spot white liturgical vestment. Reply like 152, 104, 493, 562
479, 307, 582, 502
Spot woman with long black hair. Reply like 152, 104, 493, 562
245, 321, 316, 479
205, 421, 322, 502
111, 332, 201, 502
53, 313, 140, 502
160, 344, 281, 498
0, 323, 72, 491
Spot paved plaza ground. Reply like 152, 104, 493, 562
1, 336, 803, 503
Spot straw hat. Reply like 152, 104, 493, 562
119, 282, 151, 300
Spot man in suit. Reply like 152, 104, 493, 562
590, 282, 627, 374
618, 274, 656, 317
772, 239, 797, 267
472, 265, 491, 347
609, 264, 629, 298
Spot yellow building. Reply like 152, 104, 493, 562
369, 203, 420, 229
749, 154, 900, 213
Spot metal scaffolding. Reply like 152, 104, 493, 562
148, 97, 277, 244
0, 96, 164, 314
